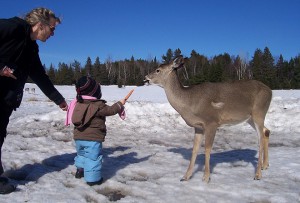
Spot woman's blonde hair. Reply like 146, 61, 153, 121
24, 7, 61, 26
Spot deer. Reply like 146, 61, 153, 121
144, 56, 272, 183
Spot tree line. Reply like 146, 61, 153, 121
36, 47, 300, 89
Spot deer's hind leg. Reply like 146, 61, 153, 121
248, 118, 270, 169
181, 128, 203, 181
262, 127, 270, 170
202, 124, 217, 183
248, 117, 270, 180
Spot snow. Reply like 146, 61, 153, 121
1, 83, 300, 203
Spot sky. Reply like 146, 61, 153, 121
1, 0, 300, 67
1, 83, 299, 202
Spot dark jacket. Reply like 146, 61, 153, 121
72, 99, 123, 142
0, 17, 65, 109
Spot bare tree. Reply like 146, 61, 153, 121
105, 56, 113, 78
118, 61, 129, 86
234, 56, 248, 80
105, 56, 115, 84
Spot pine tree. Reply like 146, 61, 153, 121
127, 56, 137, 85
72, 60, 83, 82
292, 55, 300, 88
162, 49, 173, 64
56, 63, 72, 85
93, 57, 109, 85
262, 47, 276, 88
250, 48, 264, 82
281, 58, 292, 88
275, 55, 288, 88
84, 57, 93, 77
207, 54, 231, 82
47, 63, 56, 84
174, 48, 182, 58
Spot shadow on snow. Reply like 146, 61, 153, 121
168, 148, 258, 178
3, 146, 151, 186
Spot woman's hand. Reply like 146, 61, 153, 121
59, 101, 68, 111
0, 66, 17, 79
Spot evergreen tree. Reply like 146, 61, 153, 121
220, 53, 232, 81
207, 53, 231, 82
174, 48, 182, 58
275, 55, 289, 88
56, 63, 72, 85
127, 56, 137, 85
32, 46, 300, 88
250, 48, 264, 81
66, 65, 74, 85
47, 63, 56, 84
281, 57, 292, 88
162, 49, 173, 63
292, 55, 300, 88
72, 60, 83, 82
93, 57, 109, 85
262, 47, 276, 88
209, 65, 223, 82
84, 57, 93, 76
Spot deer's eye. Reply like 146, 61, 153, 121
156, 69, 160, 73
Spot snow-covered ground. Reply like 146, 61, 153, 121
1, 83, 300, 203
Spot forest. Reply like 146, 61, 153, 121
37, 47, 300, 89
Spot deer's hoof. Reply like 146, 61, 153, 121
181, 172, 193, 181
254, 174, 262, 180
262, 164, 269, 170
180, 176, 189, 181
202, 175, 211, 183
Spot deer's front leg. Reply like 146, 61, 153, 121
181, 128, 203, 181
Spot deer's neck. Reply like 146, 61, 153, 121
164, 72, 190, 110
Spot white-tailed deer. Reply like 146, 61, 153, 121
144, 56, 272, 182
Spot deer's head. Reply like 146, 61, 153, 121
144, 56, 185, 87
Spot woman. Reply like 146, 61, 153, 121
0, 7, 68, 194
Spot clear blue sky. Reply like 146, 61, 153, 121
2, 0, 300, 67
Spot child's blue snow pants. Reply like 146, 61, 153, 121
74, 140, 103, 182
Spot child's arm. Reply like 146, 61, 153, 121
96, 89, 134, 117
97, 101, 124, 117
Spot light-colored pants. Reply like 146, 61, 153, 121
74, 140, 103, 182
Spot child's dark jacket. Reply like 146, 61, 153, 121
72, 99, 123, 142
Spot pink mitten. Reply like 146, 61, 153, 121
119, 108, 126, 120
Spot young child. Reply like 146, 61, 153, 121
66, 76, 126, 186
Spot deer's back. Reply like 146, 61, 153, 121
188, 80, 271, 100
181, 80, 272, 126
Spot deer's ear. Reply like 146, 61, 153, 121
173, 56, 184, 70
